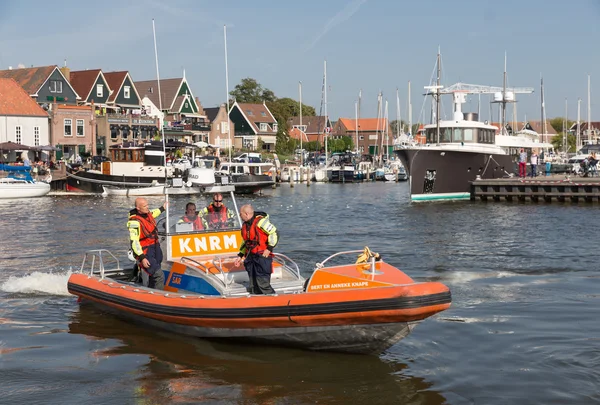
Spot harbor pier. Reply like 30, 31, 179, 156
471, 176, 600, 203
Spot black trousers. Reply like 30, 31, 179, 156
141, 243, 164, 290
244, 254, 275, 295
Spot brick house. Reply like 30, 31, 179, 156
333, 118, 390, 155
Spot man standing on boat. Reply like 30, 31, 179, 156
200, 193, 235, 230
127, 197, 167, 290
234, 204, 278, 294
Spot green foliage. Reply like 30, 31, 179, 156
229, 77, 319, 154
277, 97, 317, 118
328, 136, 354, 153
551, 133, 577, 153
230, 78, 276, 103
390, 119, 408, 135
549, 117, 574, 133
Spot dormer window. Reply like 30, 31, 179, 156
260, 123, 268, 131
273, 123, 278, 132
124, 86, 131, 99
97, 84, 103, 98
49, 80, 62, 93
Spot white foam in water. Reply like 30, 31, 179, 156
0, 271, 73, 296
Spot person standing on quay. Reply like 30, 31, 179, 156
127, 198, 167, 290
518, 148, 528, 178
530, 151, 538, 177
234, 204, 278, 295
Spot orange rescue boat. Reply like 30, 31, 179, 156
67, 189, 451, 354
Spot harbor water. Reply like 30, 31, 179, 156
0, 182, 598, 404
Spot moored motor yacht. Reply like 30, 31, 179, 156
66, 142, 217, 193
67, 187, 451, 354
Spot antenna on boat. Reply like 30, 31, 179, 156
152, 18, 169, 230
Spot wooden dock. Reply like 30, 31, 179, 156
471, 175, 600, 202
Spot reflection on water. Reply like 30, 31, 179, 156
68, 305, 446, 405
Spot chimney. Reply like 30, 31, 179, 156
60, 59, 70, 82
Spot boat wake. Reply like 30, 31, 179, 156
0, 270, 74, 296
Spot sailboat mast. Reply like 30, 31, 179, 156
396, 87, 400, 138
355, 101, 358, 154
436, 51, 441, 144
152, 19, 168, 203
299, 81, 303, 165
502, 52, 507, 136
324, 60, 328, 161
577, 98, 581, 151
224, 25, 232, 163
563, 98, 568, 152
408, 81, 412, 136
384, 100, 389, 160
588, 74, 592, 144
540, 76, 545, 142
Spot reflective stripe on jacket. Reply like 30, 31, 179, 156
239, 213, 278, 256
127, 208, 162, 260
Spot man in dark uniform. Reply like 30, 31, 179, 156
127, 197, 167, 290
233, 204, 278, 294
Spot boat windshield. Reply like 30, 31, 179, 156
157, 190, 243, 235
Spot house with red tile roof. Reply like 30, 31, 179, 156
0, 78, 49, 161
228, 101, 278, 151
0, 65, 79, 106
69, 69, 112, 107
333, 117, 391, 155
287, 116, 332, 143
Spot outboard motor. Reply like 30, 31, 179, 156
188, 167, 216, 187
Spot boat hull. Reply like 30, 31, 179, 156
394, 148, 514, 201
0, 182, 50, 198
67, 273, 451, 354
66, 170, 164, 193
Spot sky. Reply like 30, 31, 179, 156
0, 0, 598, 125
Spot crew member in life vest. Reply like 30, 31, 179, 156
199, 193, 235, 230
178, 202, 207, 230
127, 197, 167, 290
233, 204, 278, 294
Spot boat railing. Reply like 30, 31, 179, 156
272, 253, 302, 280
180, 256, 228, 288
80, 249, 125, 279
316, 249, 383, 276
316, 250, 363, 268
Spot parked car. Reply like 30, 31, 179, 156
92, 155, 111, 165
172, 158, 192, 171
